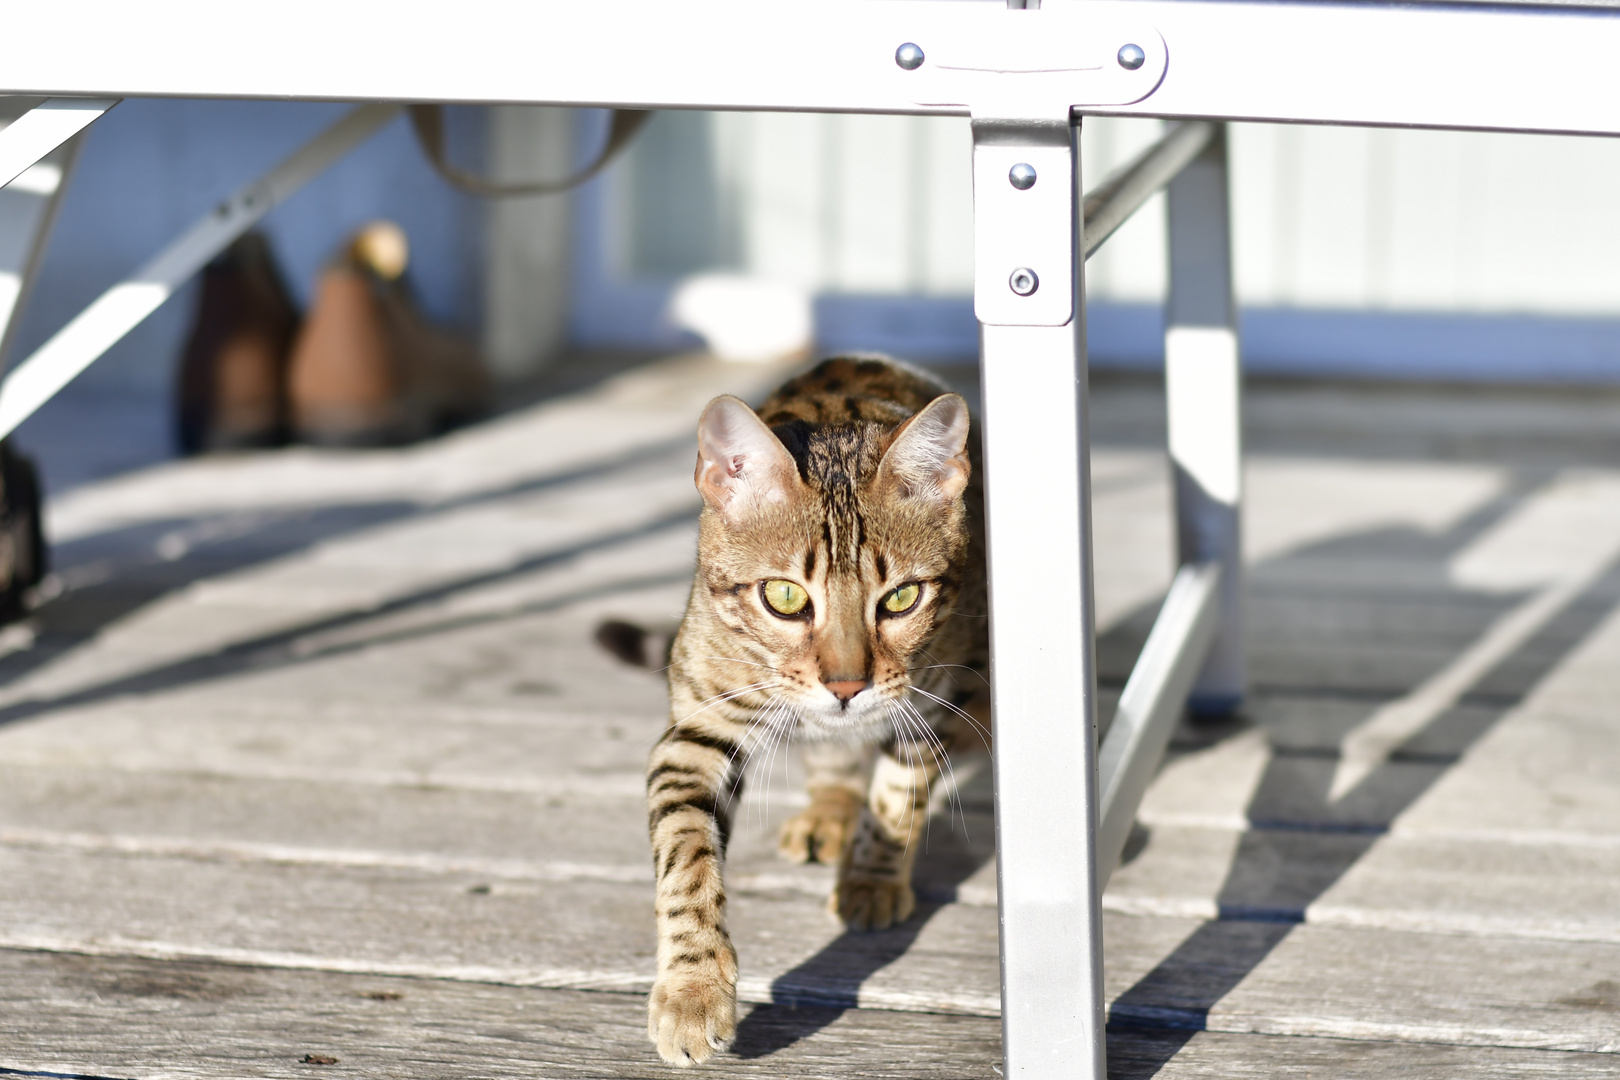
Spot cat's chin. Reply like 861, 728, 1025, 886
794, 702, 896, 743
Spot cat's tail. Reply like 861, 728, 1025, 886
593, 619, 677, 670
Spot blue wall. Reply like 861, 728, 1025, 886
813, 295, 1620, 384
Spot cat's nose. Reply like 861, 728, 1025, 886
822, 679, 869, 704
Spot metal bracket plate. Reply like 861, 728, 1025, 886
895, 6, 1166, 113
973, 124, 1076, 327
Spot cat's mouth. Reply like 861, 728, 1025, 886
795, 687, 898, 739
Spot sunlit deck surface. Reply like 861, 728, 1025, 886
3, 352, 1618, 1078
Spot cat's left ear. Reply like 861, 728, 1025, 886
695, 395, 800, 521
877, 393, 971, 502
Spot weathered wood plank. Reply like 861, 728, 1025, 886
0, 842, 1014, 1016
1200, 920, 1620, 1053
1116, 1029, 1618, 1080
1311, 832, 1620, 942
1108, 821, 1620, 942
0, 761, 999, 906
3, 843, 1620, 1051
7, 755, 1613, 945
2, 949, 1613, 1080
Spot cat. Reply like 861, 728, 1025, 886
641, 355, 988, 1066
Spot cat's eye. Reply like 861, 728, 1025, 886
762, 579, 810, 617
881, 582, 921, 614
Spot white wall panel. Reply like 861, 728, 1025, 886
603, 111, 1620, 330
1080, 118, 1167, 303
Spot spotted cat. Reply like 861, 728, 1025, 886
643, 356, 988, 1066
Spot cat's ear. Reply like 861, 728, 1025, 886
695, 395, 799, 520
877, 393, 971, 502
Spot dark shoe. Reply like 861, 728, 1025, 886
175, 232, 300, 454
0, 441, 45, 624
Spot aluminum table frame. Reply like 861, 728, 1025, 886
3, 1, 1617, 1075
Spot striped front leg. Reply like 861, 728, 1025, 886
646, 721, 745, 1067
832, 739, 943, 931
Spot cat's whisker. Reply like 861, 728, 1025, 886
756, 693, 800, 831
724, 704, 760, 818
757, 698, 792, 829
723, 701, 773, 779
674, 680, 774, 727
778, 704, 804, 833
740, 697, 782, 826
772, 702, 803, 829
898, 696, 967, 842
695, 654, 779, 673
910, 661, 990, 687
710, 690, 791, 819
885, 704, 918, 857
886, 702, 939, 857
908, 684, 993, 754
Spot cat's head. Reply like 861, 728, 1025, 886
688, 392, 971, 739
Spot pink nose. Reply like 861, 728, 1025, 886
823, 679, 869, 703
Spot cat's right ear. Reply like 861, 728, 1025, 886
695, 395, 799, 521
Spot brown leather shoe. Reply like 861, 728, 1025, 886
175, 233, 299, 453
287, 222, 487, 447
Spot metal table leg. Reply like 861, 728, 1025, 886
976, 113, 1106, 1080
1165, 123, 1245, 715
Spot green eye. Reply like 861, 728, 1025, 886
762, 579, 809, 616
882, 583, 921, 614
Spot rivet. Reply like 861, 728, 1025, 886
895, 42, 925, 70
1117, 43, 1146, 70
1009, 268, 1039, 297
1008, 163, 1037, 190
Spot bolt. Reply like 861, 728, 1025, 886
1118, 43, 1146, 70
1008, 163, 1037, 190
895, 42, 925, 70
1009, 268, 1039, 296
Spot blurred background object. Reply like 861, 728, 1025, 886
580, 111, 1620, 381
5, 102, 1620, 497
174, 232, 299, 453
0, 439, 44, 625
668, 273, 812, 364
287, 220, 486, 446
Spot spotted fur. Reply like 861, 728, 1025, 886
646, 356, 988, 1066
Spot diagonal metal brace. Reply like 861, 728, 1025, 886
0, 98, 116, 191
0, 103, 399, 440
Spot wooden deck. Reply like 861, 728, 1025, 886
2, 353, 1618, 1078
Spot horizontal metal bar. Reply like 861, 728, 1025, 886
1097, 560, 1221, 887
2, 2, 1620, 137
1082, 121, 1212, 261
0, 98, 115, 191
0, 104, 398, 440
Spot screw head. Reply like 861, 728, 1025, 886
1008, 163, 1037, 190
1117, 43, 1146, 70
895, 42, 925, 70
1009, 267, 1039, 297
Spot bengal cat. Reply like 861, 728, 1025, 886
644, 356, 988, 1065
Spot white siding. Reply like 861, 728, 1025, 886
610, 112, 1620, 319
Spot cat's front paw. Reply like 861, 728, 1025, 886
778, 787, 864, 864
647, 971, 737, 1067
830, 878, 916, 931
